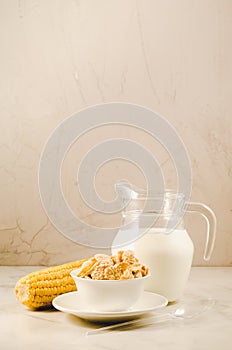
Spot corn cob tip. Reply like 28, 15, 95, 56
15, 258, 89, 309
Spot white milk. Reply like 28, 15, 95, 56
134, 228, 194, 302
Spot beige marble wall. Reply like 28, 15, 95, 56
0, 0, 231, 266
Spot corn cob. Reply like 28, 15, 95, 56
15, 258, 88, 309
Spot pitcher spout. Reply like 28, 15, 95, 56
114, 180, 140, 201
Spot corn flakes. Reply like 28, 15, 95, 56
77, 251, 149, 280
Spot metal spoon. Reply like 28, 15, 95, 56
86, 298, 215, 336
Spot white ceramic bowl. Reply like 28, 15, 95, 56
70, 268, 150, 312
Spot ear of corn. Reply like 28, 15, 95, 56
15, 258, 88, 309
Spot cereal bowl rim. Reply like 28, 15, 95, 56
70, 268, 150, 283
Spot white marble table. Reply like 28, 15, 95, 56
0, 267, 231, 350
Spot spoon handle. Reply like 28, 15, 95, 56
86, 298, 216, 336
86, 313, 173, 336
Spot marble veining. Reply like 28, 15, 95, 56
0, 267, 231, 349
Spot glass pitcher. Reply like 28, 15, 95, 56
113, 181, 216, 302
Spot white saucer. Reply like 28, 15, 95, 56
52, 291, 168, 322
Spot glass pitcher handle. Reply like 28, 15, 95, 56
186, 202, 216, 261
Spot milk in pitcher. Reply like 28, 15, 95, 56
134, 228, 194, 301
